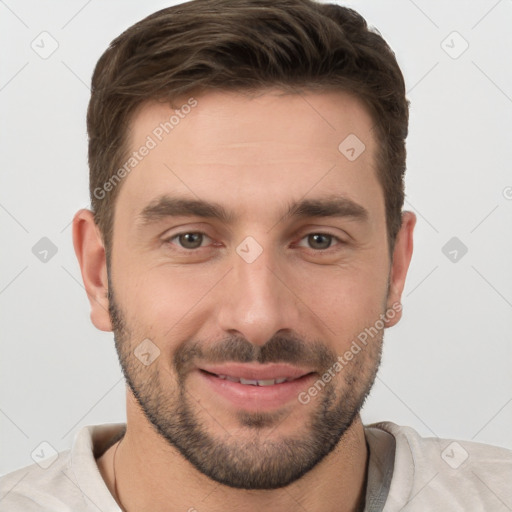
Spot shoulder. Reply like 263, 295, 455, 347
0, 423, 124, 512
367, 421, 512, 511
0, 450, 82, 511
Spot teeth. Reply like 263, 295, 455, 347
240, 378, 258, 385
257, 379, 276, 386
215, 374, 293, 386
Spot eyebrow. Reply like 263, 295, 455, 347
136, 195, 369, 227
137, 197, 234, 225
284, 197, 368, 223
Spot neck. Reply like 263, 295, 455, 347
98, 400, 369, 512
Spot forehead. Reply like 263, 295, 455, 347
116, 89, 382, 225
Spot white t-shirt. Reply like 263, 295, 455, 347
0, 421, 510, 511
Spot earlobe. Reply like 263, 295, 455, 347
72, 209, 112, 332
385, 211, 416, 328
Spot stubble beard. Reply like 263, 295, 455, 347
108, 285, 383, 489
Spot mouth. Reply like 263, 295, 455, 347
195, 363, 316, 411
202, 372, 298, 386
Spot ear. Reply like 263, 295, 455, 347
72, 209, 112, 332
385, 211, 416, 327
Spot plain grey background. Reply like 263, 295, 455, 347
1, 0, 511, 475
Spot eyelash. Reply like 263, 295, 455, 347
164, 231, 345, 252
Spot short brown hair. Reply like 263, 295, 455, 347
87, 0, 408, 261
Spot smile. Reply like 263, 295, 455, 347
204, 372, 300, 386
196, 363, 317, 411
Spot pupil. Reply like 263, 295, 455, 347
180, 233, 202, 248
309, 234, 331, 249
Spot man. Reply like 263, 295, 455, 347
1, 0, 510, 510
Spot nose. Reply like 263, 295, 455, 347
216, 244, 302, 347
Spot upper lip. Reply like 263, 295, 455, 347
198, 363, 314, 381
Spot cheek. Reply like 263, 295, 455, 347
292, 259, 389, 342
115, 261, 224, 335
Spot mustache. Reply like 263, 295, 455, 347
174, 332, 337, 376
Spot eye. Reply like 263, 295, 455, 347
167, 232, 212, 250
297, 233, 341, 250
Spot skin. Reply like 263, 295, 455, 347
73, 89, 416, 512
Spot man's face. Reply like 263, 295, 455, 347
107, 90, 396, 489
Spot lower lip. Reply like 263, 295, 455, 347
197, 370, 316, 411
